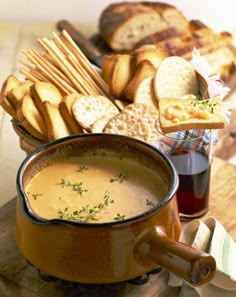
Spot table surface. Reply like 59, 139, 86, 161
1, 157, 236, 297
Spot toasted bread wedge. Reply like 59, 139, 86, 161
158, 97, 226, 133
59, 93, 83, 134
133, 45, 167, 68
0, 75, 21, 119
102, 54, 118, 88
30, 82, 63, 114
124, 59, 156, 101
41, 101, 72, 141
6, 80, 33, 109
111, 54, 133, 97
17, 94, 48, 141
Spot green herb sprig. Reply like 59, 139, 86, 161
57, 191, 114, 222
60, 178, 88, 195
78, 165, 88, 173
189, 95, 218, 113
110, 171, 129, 183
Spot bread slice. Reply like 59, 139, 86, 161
133, 45, 167, 68
0, 75, 21, 119
124, 59, 156, 101
59, 93, 83, 134
17, 94, 48, 141
6, 80, 33, 109
111, 54, 133, 97
133, 76, 158, 109
30, 81, 63, 114
99, 2, 188, 51
154, 56, 198, 100
40, 101, 72, 141
158, 97, 226, 133
101, 54, 118, 87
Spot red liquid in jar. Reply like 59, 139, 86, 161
169, 149, 211, 217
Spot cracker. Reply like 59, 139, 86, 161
72, 95, 119, 130
91, 116, 110, 133
103, 103, 159, 142
153, 56, 198, 100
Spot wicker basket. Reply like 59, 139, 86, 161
12, 122, 46, 155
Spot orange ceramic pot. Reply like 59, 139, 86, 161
15, 134, 216, 286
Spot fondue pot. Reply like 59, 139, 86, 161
16, 133, 216, 286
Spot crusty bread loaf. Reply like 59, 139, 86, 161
158, 97, 226, 133
99, 2, 189, 51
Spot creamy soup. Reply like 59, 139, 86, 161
25, 154, 168, 223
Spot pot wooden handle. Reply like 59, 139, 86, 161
150, 227, 216, 286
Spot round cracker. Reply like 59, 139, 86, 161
72, 95, 119, 130
154, 56, 198, 100
91, 116, 110, 133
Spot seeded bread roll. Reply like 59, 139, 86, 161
98, 2, 189, 51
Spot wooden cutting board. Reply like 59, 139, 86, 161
1, 157, 236, 297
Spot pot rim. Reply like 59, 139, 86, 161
16, 133, 179, 227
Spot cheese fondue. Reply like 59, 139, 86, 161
25, 154, 168, 223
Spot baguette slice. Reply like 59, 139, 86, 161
101, 54, 118, 87
17, 94, 48, 141
111, 54, 133, 97
133, 45, 167, 68
30, 81, 62, 114
124, 59, 156, 101
41, 101, 71, 141
59, 93, 83, 134
158, 97, 226, 133
0, 75, 21, 119
6, 80, 33, 109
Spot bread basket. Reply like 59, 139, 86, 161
12, 121, 46, 155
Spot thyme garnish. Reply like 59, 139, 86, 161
190, 96, 218, 113
78, 165, 88, 173
60, 178, 88, 195
110, 171, 129, 183
114, 213, 126, 221
146, 199, 155, 208
57, 191, 114, 222
32, 192, 43, 200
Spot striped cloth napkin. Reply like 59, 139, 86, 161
168, 217, 236, 296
